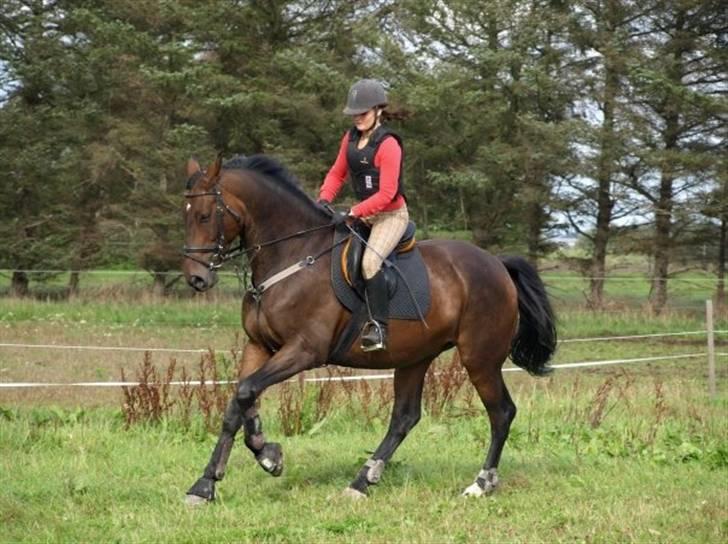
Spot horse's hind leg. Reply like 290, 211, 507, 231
185, 342, 269, 505
459, 352, 516, 497
345, 360, 431, 498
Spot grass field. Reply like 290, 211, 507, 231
1, 367, 726, 542
1, 277, 727, 542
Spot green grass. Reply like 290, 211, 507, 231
0, 296, 242, 328
1, 371, 726, 543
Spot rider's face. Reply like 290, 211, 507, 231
352, 109, 377, 132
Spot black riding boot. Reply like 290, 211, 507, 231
361, 270, 389, 352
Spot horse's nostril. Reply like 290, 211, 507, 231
190, 275, 207, 291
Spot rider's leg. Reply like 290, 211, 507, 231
361, 205, 409, 351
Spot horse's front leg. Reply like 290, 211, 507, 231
185, 342, 270, 505
186, 339, 319, 504
344, 360, 431, 499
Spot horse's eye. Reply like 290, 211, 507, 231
199, 213, 211, 223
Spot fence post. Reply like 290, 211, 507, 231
706, 300, 716, 399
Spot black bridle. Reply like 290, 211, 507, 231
183, 173, 335, 271
183, 177, 245, 271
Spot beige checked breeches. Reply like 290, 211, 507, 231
361, 205, 410, 280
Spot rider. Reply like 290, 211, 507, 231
318, 79, 408, 352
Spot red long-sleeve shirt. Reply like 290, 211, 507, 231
319, 132, 405, 218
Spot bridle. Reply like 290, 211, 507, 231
183, 171, 337, 273
183, 172, 245, 271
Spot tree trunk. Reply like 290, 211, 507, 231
589, 39, 619, 309
68, 271, 80, 297
649, 170, 674, 315
152, 272, 166, 298
11, 271, 29, 297
526, 192, 544, 267
717, 212, 726, 308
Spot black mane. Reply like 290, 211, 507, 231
223, 154, 328, 218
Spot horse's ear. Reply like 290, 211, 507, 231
201, 152, 223, 189
186, 158, 201, 178
208, 152, 224, 178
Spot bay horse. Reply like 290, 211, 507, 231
181, 154, 556, 503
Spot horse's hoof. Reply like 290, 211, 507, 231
462, 469, 499, 497
186, 477, 215, 502
257, 443, 283, 477
462, 482, 486, 497
342, 487, 368, 500
185, 493, 211, 506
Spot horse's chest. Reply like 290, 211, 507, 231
243, 297, 292, 350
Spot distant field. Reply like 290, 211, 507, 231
0, 260, 723, 312
0, 293, 725, 405
0, 289, 725, 406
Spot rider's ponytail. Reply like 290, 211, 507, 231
380, 106, 411, 122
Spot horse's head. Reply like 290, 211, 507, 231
182, 155, 243, 292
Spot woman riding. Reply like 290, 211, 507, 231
318, 79, 409, 352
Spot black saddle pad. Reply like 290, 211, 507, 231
330, 227, 431, 320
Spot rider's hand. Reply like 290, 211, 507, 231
332, 211, 351, 226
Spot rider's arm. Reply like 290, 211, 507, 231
319, 133, 349, 203
350, 136, 402, 218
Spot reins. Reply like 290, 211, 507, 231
246, 235, 347, 301
244, 223, 335, 257
183, 174, 427, 355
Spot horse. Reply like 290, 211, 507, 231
181, 153, 557, 503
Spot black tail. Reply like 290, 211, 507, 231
501, 256, 557, 376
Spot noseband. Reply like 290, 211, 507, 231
183, 175, 244, 271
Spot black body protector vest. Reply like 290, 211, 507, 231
346, 126, 405, 202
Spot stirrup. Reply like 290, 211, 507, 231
361, 320, 386, 352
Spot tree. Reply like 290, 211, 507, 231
394, 0, 580, 261
0, 0, 81, 295
563, 0, 658, 308
700, 160, 727, 307
1, 0, 368, 295
624, 0, 725, 313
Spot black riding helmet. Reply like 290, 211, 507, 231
342, 79, 388, 115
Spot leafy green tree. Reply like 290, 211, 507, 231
1, 0, 367, 294
699, 160, 727, 307
0, 0, 82, 294
562, 0, 658, 308
393, 0, 580, 261
623, 0, 725, 313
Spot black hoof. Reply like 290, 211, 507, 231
256, 442, 283, 477
349, 471, 370, 495
186, 477, 215, 502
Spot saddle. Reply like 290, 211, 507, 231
328, 221, 431, 362
340, 220, 417, 299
